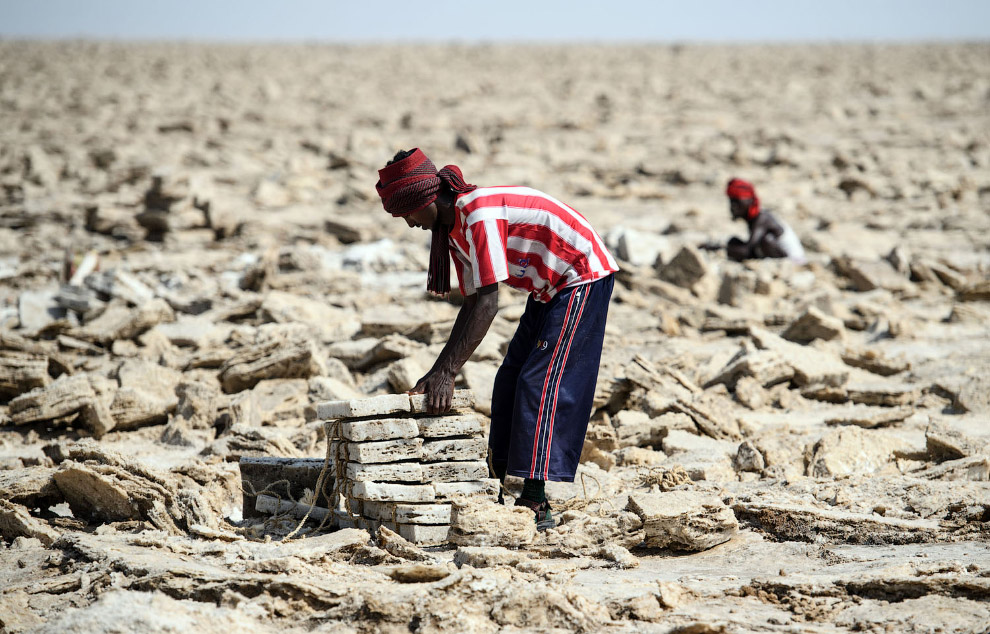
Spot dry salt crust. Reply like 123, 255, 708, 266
0, 41, 989, 633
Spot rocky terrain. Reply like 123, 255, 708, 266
1, 41, 989, 633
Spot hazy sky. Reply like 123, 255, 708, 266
2, 0, 989, 42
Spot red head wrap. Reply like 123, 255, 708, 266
376, 149, 477, 296
376, 148, 442, 217
726, 178, 760, 220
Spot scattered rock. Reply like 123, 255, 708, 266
841, 348, 910, 376
734, 440, 766, 472
782, 306, 846, 343
0, 499, 61, 545
8, 373, 116, 437
925, 421, 989, 461
825, 406, 914, 428
454, 546, 530, 568
732, 501, 940, 544
450, 498, 536, 548
733, 376, 768, 409
705, 348, 793, 390
657, 245, 709, 289
626, 490, 738, 551
845, 381, 919, 407
219, 336, 324, 393
807, 427, 906, 477
751, 327, 849, 387
0, 350, 51, 398
836, 257, 913, 293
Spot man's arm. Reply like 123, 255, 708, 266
744, 217, 770, 256
410, 283, 499, 413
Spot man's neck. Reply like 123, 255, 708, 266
437, 191, 457, 225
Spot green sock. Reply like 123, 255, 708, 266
521, 478, 546, 504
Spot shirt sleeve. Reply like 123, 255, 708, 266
465, 211, 510, 289
451, 249, 476, 296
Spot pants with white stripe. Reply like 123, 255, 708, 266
489, 274, 613, 483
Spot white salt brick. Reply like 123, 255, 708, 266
346, 461, 425, 482
422, 437, 488, 462
408, 390, 475, 414
255, 494, 331, 522
349, 481, 436, 502
317, 393, 410, 420
434, 479, 500, 501
339, 417, 419, 442
382, 521, 450, 545
332, 438, 423, 464
333, 506, 372, 530
363, 501, 452, 525
416, 414, 487, 438
421, 461, 490, 482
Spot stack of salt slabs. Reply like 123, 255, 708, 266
317, 389, 500, 545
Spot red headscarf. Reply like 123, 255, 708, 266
376, 149, 441, 217
726, 178, 760, 220
376, 149, 477, 295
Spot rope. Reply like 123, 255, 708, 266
281, 421, 336, 541
240, 478, 300, 536
639, 464, 691, 491
552, 471, 614, 517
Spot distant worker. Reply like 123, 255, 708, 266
375, 148, 619, 530
724, 178, 807, 264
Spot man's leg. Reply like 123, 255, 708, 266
756, 232, 788, 259
505, 276, 614, 528
727, 236, 749, 261
508, 275, 613, 483
488, 295, 544, 493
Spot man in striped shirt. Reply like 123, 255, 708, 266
376, 149, 618, 529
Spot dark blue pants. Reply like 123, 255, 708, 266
489, 275, 613, 482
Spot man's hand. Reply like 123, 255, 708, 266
408, 369, 455, 414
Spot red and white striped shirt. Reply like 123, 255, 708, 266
448, 186, 619, 303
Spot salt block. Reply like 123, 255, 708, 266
408, 389, 475, 414
422, 437, 488, 462
364, 501, 452, 524
626, 490, 738, 551
255, 494, 331, 522
239, 456, 331, 518
434, 479, 500, 500
382, 520, 451, 545
346, 461, 425, 482
334, 437, 423, 464
332, 508, 362, 530
422, 461, 490, 482
338, 417, 420, 442
317, 393, 410, 420
417, 414, 486, 438
349, 481, 436, 502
